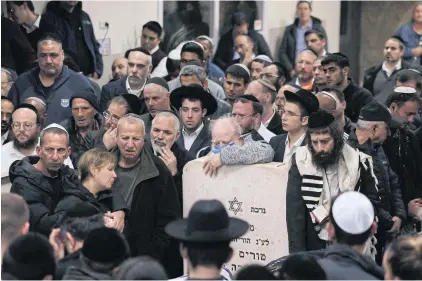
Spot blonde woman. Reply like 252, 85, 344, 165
54, 148, 127, 231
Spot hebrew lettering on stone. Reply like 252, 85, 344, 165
250, 207, 266, 214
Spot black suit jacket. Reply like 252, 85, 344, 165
270, 133, 307, 163
267, 112, 285, 135
176, 122, 211, 157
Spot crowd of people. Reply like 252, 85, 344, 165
1, 0, 422, 280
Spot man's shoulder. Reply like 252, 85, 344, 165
364, 64, 382, 76
103, 77, 125, 90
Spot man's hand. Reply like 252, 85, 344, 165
104, 211, 125, 232
49, 228, 65, 262
388, 216, 402, 233
202, 154, 223, 177
408, 198, 422, 219
159, 147, 178, 176
103, 127, 117, 150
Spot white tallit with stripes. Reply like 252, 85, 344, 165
294, 144, 377, 240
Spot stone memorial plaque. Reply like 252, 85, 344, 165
183, 159, 289, 274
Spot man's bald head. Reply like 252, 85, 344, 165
316, 92, 338, 117
112, 57, 128, 80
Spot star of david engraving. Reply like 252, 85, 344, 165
228, 197, 243, 215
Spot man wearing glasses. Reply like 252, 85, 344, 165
261, 62, 287, 91
2, 104, 73, 178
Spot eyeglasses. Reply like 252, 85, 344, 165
11, 122, 36, 131
103, 111, 119, 123
1, 112, 12, 119
282, 111, 301, 118
260, 73, 278, 79
231, 113, 255, 120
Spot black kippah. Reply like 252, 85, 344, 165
145, 77, 169, 91
240, 95, 260, 103
308, 109, 335, 129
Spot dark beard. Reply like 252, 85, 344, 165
310, 145, 342, 170
13, 135, 38, 150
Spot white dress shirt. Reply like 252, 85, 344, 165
125, 77, 144, 97
182, 122, 204, 151
22, 14, 41, 33
1, 130, 9, 145
283, 132, 306, 164
257, 123, 275, 142
1, 141, 74, 178
382, 60, 402, 77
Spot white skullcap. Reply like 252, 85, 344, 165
168, 49, 181, 60
254, 55, 273, 64
394, 86, 417, 94
176, 41, 189, 50
25, 97, 47, 107
43, 123, 69, 136
233, 63, 251, 77
316, 91, 338, 103
183, 41, 204, 51
197, 35, 213, 44
332, 191, 374, 235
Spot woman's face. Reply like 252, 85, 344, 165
414, 4, 422, 23
93, 164, 117, 190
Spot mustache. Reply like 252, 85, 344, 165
152, 138, 166, 147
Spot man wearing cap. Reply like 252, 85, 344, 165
9, 124, 77, 235
317, 192, 384, 279
177, 63, 231, 120
250, 55, 272, 81
348, 101, 406, 262
363, 36, 422, 104
24, 97, 48, 129
321, 53, 374, 123
286, 109, 381, 253
2, 105, 74, 179
1, 96, 15, 145
246, 79, 284, 135
60, 88, 102, 166
197, 35, 225, 80
165, 199, 249, 280
270, 89, 319, 163
85, 94, 142, 151
384, 89, 422, 232
140, 77, 179, 137
100, 47, 152, 113
288, 49, 317, 91
168, 41, 226, 101
224, 64, 251, 107
142, 21, 166, 71
173, 84, 217, 156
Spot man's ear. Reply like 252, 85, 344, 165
279, 76, 286, 86
327, 222, 335, 240
175, 132, 181, 141
36, 145, 42, 156
179, 243, 188, 259
67, 146, 72, 157
343, 66, 350, 77
203, 79, 209, 89
226, 247, 234, 263
301, 115, 309, 126
42, 274, 53, 280
202, 108, 207, 118
20, 222, 30, 235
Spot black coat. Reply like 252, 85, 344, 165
1, 17, 36, 74
63, 265, 112, 280
9, 156, 78, 236
213, 29, 272, 71
56, 251, 82, 280
347, 131, 406, 231
176, 121, 212, 157
269, 133, 307, 163
343, 79, 374, 123
40, 1, 103, 77
267, 111, 285, 135
277, 17, 327, 72
112, 147, 181, 263
99, 77, 147, 114
318, 244, 384, 280
85, 129, 107, 150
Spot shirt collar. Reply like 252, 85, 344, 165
263, 108, 276, 127
22, 14, 41, 33
126, 77, 143, 96
285, 132, 306, 147
150, 45, 159, 55
183, 122, 204, 137
382, 60, 402, 75
1, 130, 9, 144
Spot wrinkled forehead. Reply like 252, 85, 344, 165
212, 124, 237, 142
128, 51, 150, 64
38, 40, 62, 52
152, 116, 177, 132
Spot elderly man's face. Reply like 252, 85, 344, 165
390, 101, 421, 124
143, 84, 170, 117
71, 98, 96, 130
117, 121, 145, 161
198, 39, 212, 60
111, 58, 128, 80
1, 71, 13, 96
296, 51, 316, 81
211, 122, 239, 148
104, 101, 128, 130
150, 115, 179, 153
128, 51, 152, 79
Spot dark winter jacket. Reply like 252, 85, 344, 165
318, 244, 384, 280
347, 131, 406, 230
383, 126, 422, 208
99, 77, 147, 114
176, 121, 212, 157
343, 79, 374, 123
269, 133, 306, 163
40, 1, 103, 77
60, 114, 104, 167
343, 116, 355, 136
278, 17, 327, 72
1, 16, 36, 74
85, 129, 107, 150
63, 265, 112, 280
56, 251, 82, 280
111, 147, 181, 262
7, 66, 92, 125
9, 156, 78, 236
213, 29, 272, 71
267, 111, 285, 135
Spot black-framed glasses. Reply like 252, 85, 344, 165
103, 111, 119, 123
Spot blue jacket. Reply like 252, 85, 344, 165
395, 23, 421, 63
40, 1, 103, 77
7, 66, 92, 125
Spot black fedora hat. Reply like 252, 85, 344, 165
165, 199, 249, 242
170, 84, 218, 116
121, 94, 142, 114
284, 89, 319, 116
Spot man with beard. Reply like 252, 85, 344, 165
110, 57, 128, 82
2, 105, 74, 178
312, 56, 326, 93
60, 88, 103, 167
321, 53, 373, 123
1, 96, 14, 145
262, 62, 286, 92
100, 47, 152, 113
347, 101, 406, 264
7, 33, 92, 125
233, 34, 256, 67
85, 94, 142, 151
286, 109, 381, 253
224, 64, 251, 106
288, 49, 317, 91
111, 114, 180, 275
9, 124, 77, 235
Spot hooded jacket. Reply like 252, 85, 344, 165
40, 1, 103, 77
7, 66, 92, 126
318, 244, 384, 280
63, 265, 112, 280
278, 17, 327, 72
9, 156, 78, 236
